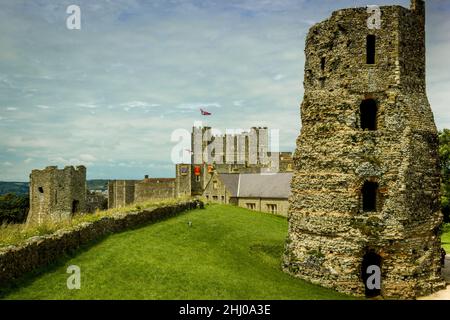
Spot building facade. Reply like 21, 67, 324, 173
203, 172, 293, 216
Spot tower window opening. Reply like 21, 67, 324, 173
72, 200, 80, 214
321, 57, 326, 71
360, 99, 377, 131
38, 187, 44, 193
361, 250, 382, 298
366, 35, 376, 64
362, 181, 378, 212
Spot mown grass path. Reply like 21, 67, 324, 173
1, 204, 351, 300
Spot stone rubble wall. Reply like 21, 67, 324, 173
284, 1, 445, 299
0, 200, 203, 287
28, 166, 87, 225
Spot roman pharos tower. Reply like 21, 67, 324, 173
284, 0, 446, 299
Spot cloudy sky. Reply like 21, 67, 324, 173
0, 0, 449, 181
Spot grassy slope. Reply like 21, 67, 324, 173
1, 204, 351, 300
442, 224, 450, 253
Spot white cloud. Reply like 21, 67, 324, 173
2, 162, 13, 166
0, 0, 446, 181
121, 101, 158, 108
6, 107, 17, 111
24, 158, 33, 164
176, 102, 222, 110
79, 154, 97, 162
77, 103, 99, 109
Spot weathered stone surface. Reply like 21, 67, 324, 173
0, 200, 203, 287
27, 166, 87, 225
283, 0, 446, 299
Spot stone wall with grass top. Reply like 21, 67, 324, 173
0, 200, 203, 287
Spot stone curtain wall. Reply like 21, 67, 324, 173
134, 179, 176, 203
107, 180, 137, 209
0, 200, 203, 287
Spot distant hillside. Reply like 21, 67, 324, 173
0, 180, 110, 195
87, 180, 109, 191
0, 182, 29, 195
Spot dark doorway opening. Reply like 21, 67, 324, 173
362, 181, 378, 212
72, 200, 79, 214
366, 35, 376, 64
361, 250, 382, 298
360, 99, 377, 131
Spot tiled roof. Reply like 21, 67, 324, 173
218, 172, 293, 199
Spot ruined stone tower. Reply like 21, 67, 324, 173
284, 0, 446, 299
27, 166, 87, 225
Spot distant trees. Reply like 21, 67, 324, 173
0, 193, 29, 224
440, 129, 450, 222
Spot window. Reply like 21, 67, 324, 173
366, 35, 376, 64
321, 57, 326, 71
213, 181, 218, 190
362, 181, 378, 212
361, 250, 382, 298
267, 204, 278, 214
221, 196, 225, 202
38, 187, 44, 193
213, 196, 218, 201
72, 200, 80, 214
360, 99, 377, 131
206, 195, 209, 200
246, 203, 256, 210
196, 175, 201, 182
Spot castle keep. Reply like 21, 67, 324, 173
27, 166, 86, 225
107, 126, 295, 215
284, 0, 446, 298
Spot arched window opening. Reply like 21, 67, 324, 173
72, 200, 80, 214
360, 99, 377, 131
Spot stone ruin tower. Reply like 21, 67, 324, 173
27, 166, 87, 225
284, 0, 446, 299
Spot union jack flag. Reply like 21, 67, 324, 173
200, 108, 212, 116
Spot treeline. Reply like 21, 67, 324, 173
0, 182, 28, 195
0, 193, 29, 224
440, 129, 450, 222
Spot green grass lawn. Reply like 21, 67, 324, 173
442, 224, 450, 253
0, 204, 351, 300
